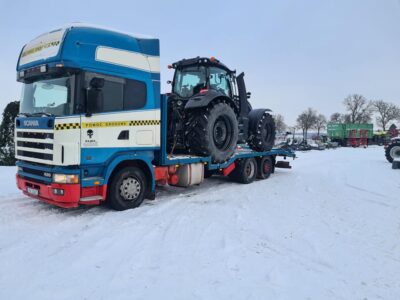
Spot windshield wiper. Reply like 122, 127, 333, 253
18, 113, 32, 117
30, 112, 54, 117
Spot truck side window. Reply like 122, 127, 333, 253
85, 73, 147, 113
102, 80, 124, 112
124, 80, 147, 110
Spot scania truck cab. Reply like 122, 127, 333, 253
15, 24, 294, 210
16, 24, 162, 209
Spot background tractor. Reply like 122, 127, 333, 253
167, 57, 276, 163
385, 137, 400, 169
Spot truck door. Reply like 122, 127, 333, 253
80, 72, 160, 165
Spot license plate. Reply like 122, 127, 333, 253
27, 187, 39, 196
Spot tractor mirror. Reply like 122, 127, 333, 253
167, 80, 172, 84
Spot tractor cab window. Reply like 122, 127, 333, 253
173, 66, 207, 98
209, 67, 232, 97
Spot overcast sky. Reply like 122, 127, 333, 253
0, 0, 399, 125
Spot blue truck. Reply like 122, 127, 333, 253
15, 24, 295, 210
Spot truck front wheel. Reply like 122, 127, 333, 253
108, 166, 147, 210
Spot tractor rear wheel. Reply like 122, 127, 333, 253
385, 142, 400, 163
185, 102, 238, 163
247, 109, 276, 152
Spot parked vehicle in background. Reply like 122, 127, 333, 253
385, 138, 400, 167
327, 123, 373, 147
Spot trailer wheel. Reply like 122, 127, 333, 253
108, 166, 147, 211
204, 169, 215, 178
229, 157, 257, 184
385, 142, 400, 163
257, 156, 272, 179
185, 101, 238, 163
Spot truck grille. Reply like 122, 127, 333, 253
16, 132, 54, 139
15, 129, 54, 164
16, 150, 53, 161
17, 141, 53, 150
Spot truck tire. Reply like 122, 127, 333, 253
257, 156, 272, 179
107, 166, 147, 211
247, 109, 276, 152
229, 157, 257, 184
385, 142, 400, 163
186, 101, 238, 163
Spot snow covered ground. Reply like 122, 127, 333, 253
0, 146, 399, 300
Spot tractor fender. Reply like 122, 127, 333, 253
184, 89, 238, 113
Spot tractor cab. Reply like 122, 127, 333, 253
170, 57, 235, 100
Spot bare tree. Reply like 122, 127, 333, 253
296, 108, 317, 141
372, 100, 400, 131
273, 114, 287, 134
314, 114, 327, 137
343, 94, 373, 123
330, 112, 343, 123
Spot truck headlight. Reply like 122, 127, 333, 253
53, 174, 79, 184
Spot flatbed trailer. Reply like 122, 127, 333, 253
158, 95, 294, 168
151, 95, 295, 188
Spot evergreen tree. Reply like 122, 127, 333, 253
0, 101, 20, 166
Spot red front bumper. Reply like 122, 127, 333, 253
16, 175, 105, 208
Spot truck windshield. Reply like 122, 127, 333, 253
173, 66, 206, 98
20, 76, 74, 116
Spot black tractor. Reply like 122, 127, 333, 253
167, 57, 276, 163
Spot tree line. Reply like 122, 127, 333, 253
0, 101, 19, 166
274, 94, 400, 140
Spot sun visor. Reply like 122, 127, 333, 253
18, 28, 67, 68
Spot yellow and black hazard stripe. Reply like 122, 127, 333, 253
55, 120, 161, 130
82, 120, 161, 128
128, 120, 161, 126
55, 123, 81, 130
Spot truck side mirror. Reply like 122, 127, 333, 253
90, 77, 105, 89
86, 77, 105, 117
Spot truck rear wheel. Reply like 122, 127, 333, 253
385, 142, 400, 163
108, 166, 147, 211
247, 109, 276, 152
229, 157, 257, 184
257, 156, 273, 179
186, 101, 238, 163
